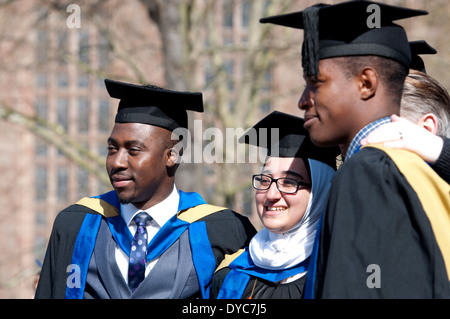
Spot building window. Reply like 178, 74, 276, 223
35, 210, 47, 226
35, 166, 47, 202
77, 167, 89, 199
78, 72, 89, 88
224, 59, 235, 91
35, 140, 47, 157
35, 96, 47, 120
223, 1, 234, 28
57, 97, 68, 131
56, 29, 68, 64
97, 34, 110, 69
242, 0, 251, 28
98, 98, 110, 132
78, 97, 89, 133
35, 73, 48, 88
36, 30, 48, 64
79, 30, 90, 64
56, 72, 69, 88
57, 166, 68, 202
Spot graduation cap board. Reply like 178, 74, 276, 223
239, 111, 340, 168
409, 40, 437, 73
105, 79, 203, 131
260, 0, 428, 78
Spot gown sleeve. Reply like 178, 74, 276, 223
431, 136, 450, 184
35, 206, 89, 299
200, 209, 256, 267
209, 267, 231, 299
316, 147, 449, 298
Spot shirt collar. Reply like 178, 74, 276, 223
345, 117, 391, 161
120, 185, 180, 228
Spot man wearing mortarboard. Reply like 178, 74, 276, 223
261, 0, 450, 298
409, 40, 437, 74
35, 79, 256, 299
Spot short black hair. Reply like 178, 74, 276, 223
333, 55, 408, 106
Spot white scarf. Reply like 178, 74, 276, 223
249, 159, 335, 271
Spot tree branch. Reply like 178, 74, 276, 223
0, 102, 110, 186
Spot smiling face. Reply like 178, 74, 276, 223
255, 157, 311, 234
106, 122, 176, 210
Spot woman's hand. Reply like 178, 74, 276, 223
361, 114, 443, 163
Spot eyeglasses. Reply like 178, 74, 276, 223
252, 174, 311, 194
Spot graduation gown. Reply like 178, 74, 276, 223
308, 145, 450, 298
209, 249, 309, 299
35, 190, 256, 299
431, 136, 450, 184
211, 268, 306, 299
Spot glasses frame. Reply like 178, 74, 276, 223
252, 174, 311, 194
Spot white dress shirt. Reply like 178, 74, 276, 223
115, 185, 180, 284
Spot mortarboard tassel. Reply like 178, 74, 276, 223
301, 4, 328, 79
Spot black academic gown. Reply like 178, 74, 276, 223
35, 191, 256, 299
314, 145, 450, 298
431, 136, 450, 184
210, 267, 306, 299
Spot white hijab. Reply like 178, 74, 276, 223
249, 158, 335, 271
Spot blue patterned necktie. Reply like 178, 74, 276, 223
128, 212, 152, 292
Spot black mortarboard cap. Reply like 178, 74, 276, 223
238, 111, 340, 167
260, 0, 428, 78
409, 40, 437, 73
105, 79, 203, 131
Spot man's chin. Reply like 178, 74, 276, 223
118, 198, 134, 205
305, 126, 330, 147
116, 192, 135, 205
309, 135, 337, 148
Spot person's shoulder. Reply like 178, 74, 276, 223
199, 207, 247, 222
336, 146, 397, 179
347, 145, 393, 166
330, 146, 424, 201
52, 201, 101, 231
179, 202, 252, 224
339, 144, 444, 188
356, 144, 436, 174
199, 207, 256, 233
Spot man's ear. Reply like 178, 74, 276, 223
358, 67, 379, 100
417, 113, 439, 135
166, 148, 179, 168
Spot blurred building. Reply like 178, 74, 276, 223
0, 0, 164, 298
0, 0, 302, 298
0, 0, 444, 298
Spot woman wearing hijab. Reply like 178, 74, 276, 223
209, 111, 339, 299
